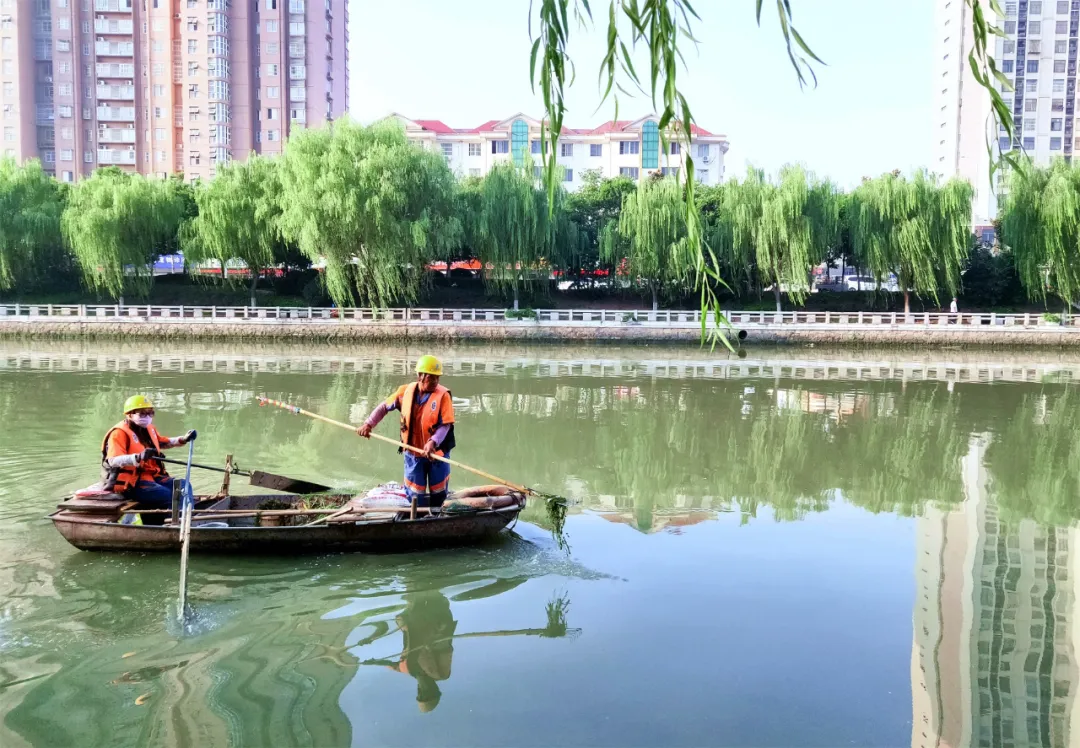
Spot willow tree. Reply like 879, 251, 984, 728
0, 158, 66, 291
849, 170, 973, 314
473, 160, 569, 310
601, 177, 692, 310
1000, 160, 1080, 309
277, 119, 461, 308
710, 166, 837, 311
182, 155, 282, 307
61, 167, 189, 301
527, 2, 1007, 332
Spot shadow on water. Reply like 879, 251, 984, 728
1, 535, 606, 747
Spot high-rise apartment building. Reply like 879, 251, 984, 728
935, 0, 1080, 224
0, 0, 348, 182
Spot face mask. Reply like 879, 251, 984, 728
131, 414, 153, 428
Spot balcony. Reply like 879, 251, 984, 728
98, 127, 136, 143
96, 42, 134, 56
289, 67, 307, 80
97, 85, 135, 100
289, 23, 306, 35
290, 88, 306, 101
97, 106, 135, 121
97, 63, 135, 78
289, 0, 306, 11
94, 19, 133, 34
95, 0, 132, 10
98, 149, 136, 165
36, 105, 55, 123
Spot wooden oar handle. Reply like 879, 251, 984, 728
258, 396, 532, 495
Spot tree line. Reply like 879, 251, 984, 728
0, 119, 1077, 312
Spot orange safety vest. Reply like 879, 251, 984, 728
100, 420, 167, 493
397, 382, 456, 454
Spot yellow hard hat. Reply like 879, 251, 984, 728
415, 355, 443, 376
123, 394, 154, 413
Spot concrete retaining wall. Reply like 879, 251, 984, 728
3, 317, 1080, 346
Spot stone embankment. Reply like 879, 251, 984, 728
2, 305, 1080, 346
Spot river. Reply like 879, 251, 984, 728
1, 340, 1079, 747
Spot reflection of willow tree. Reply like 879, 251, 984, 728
833, 388, 967, 517
985, 390, 1080, 527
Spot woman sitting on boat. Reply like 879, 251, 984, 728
101, 395, 197, 508
357, 355, 456, 509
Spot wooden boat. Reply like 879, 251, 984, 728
49, 486, 527, 554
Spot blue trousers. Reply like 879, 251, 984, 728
128, 477, 189, 509
403, 451, 451, 507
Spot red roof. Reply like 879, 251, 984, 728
412, 119, 454, 134
400, 116, 719, 138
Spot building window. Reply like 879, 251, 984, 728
153, 85, 164, 96
59, 83, 72, 97
1030, 21, 1041, 35
1024, 136, 1036, 149
590, 143, 602, 157
1053, 98, 1064, 111
1028, 78, 1038, 92
1055, 59, 1067, 73
697, 143, 710, 158
83, 151, 92, 163
1026, 98, 1038, 112
1051, 136, 1063, 150
1058, 0, 1069, 11
669, 142, 681, 155
563, 168, 573, 182
59, 106, 72, 118
440, 142, 452, 160
491, 139, 509, 154
43, 150, 55, 163
190, 153, 201, 166
1052, 117, 1064, 131
1029, 40, 1042, 55
266, 20, 278, 33
267, 43, 279, 54
60, 148, 73, 161
560, 142, 573, 158
1054, 78, 1066, 92
468, 168, 481, 178
267, 86, 279, 99
1025, 118, 1036, 131
661, 166, 680, 177
510, 119, 529, 165
468, 142, 481, 157
188, 62, 199, 76
1005, 21, 1017, 33
266, 108, 278, 120
1030, 1, 1042, 11
1005, 40, 1016, 54
189, 84, 199, 99
530, 139, 541, 155
1027, 60, 1040, 74
266, 129, 279, 142
61, 128, 72, 140
619, 140, 640, 155
641, 120, 659, 169
267, 64, 278, 76
619, 166, 639, 179
154, 107, 163, 119
1006, 1, 1017, 13
154, 128, 165, 141
1057, 20, 1069, 33
3, 126, 12, 142
999, 136, 1012, 151
57, 40, 70, 52
267, 0, 277, 8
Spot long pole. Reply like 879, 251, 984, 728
176, 440, 195, 623
258, 397, 531, 494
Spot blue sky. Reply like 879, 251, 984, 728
347, 0, 933, 189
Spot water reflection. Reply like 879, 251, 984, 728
914, 438, 1080, 748
5, 342, 1080, 746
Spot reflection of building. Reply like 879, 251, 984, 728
913, 436, 1080, 748
774, 389, 873, 424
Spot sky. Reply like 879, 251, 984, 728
347, 0, 934, 189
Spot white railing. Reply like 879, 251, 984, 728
94, 19, 134, 34
97, 63, 135, 77
97, 106, 135, 121
98, 128, 136, 144
95, 42, 134, 56
96, 149, 136, 165
96, 85, 135, 100
1, 305, 1079, 331
95, 0, 133, 11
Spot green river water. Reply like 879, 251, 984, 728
1, 341, 1080, 748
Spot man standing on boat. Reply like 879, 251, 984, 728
101, 395, 197, 508
357, 355, 456, 509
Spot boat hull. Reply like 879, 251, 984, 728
50, 508, 520, 554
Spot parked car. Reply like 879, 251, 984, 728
842, 275, 900, 292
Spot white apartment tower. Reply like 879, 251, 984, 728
934, 0, 1079, 225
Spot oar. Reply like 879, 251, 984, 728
152, 456, 332, 495
176, 440, 195, 624
258, 397, 540, 496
